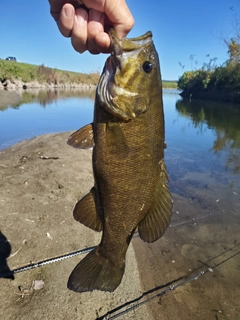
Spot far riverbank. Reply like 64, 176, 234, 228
0, 78, 96, 91
180, 87, 240, 104
0, 60, 177, 92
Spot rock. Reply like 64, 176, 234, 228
12, 78, 24, 88
2, 79, 16, 89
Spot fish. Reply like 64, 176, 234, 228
67, 29, 173, 293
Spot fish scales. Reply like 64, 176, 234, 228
67, 29, 173, 292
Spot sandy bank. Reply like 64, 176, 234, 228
0, 132, 151, 320
0, 132, 239, 319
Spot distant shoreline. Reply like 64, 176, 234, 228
0, 78, 96, 91
180, 88, 240, 104
0, 78, 178, 91
0, 60, 178, 92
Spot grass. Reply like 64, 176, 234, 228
0, 60, 99, 85
0, 60, 178, 89
162, 80, 178, 89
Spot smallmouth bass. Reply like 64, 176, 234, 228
67, 29, 173, 292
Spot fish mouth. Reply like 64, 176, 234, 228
109, 28, 153, 53
97, 29, 153, 119
107, 28, 153, 80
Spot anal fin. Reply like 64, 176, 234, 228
68, 123, 94, 149
138, 160, 173, 243
73, 187, 102, 232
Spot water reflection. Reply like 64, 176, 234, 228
175, 99, 240, 174
163, 91, 240, 224
0, 88, 95, 111
0, 89, 95, 150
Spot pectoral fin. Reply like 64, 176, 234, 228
138, 160, 173, 243
73, 187, 102, 232
68, 123, 94, 149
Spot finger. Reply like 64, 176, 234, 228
81, 0, 134, 39
105, 0, 134, 39
95, 32, 111, 53
71, 8, 88, 53
49, 0, 81, 20
87, 9, 105, 54
57, 4, 75, 37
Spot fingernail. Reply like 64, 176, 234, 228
64, 6, 73, 18
76, 9, 87, 25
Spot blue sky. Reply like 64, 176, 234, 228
0, 0, 239, 80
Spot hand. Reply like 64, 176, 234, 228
49, 0, 134, 54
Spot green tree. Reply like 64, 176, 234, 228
225, 6, 240, 62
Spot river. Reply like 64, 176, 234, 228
0, 88, 239, 318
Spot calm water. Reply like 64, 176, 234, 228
1, 88, 239, 219
1, 88, 240, 202
0, 89, 95, 150
1, 88, 240, 191
0, 88, 239, 316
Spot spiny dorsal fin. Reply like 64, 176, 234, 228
68, 123, 94, 149
138, 160, 173, 243
73, 187, 102, 232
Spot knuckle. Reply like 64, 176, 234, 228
126, 16, 135, 29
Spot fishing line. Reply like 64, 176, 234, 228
100, 273, 205, 320
96, 276, 184, 320
169, 213, 214, 227
98, 248, 240, 320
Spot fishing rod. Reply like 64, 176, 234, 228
98, 245, 240, 319
0, 246, 95, 279
0, 212, 215, 278
1, 219, 238, 320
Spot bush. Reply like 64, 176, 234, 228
211, 61, 240, 92
178, 70, 211, 91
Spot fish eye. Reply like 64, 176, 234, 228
143, 61, 153, 73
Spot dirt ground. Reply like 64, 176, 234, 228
0, 132, 239, 320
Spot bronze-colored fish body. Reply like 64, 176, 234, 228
67, 29, 173, 292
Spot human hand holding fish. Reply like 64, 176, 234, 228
49, 0, 172, 295
49, 0, 134, 53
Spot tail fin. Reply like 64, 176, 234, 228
67, 248, 125, 292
